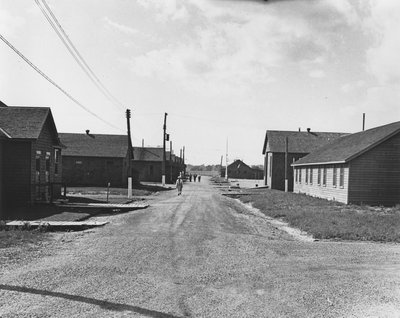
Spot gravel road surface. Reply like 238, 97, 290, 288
1, 177, 400, 317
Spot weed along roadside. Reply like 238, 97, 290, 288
222, 186, 400, 243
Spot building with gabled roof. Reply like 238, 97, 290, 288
133, 147, 184, 183
221, 159, 263, 180
0, 103, 62, 218
262, 129, 348, 191
292, 121, 400, 206
59, 132, 132, 187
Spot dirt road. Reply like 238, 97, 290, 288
1, 178, 400, 317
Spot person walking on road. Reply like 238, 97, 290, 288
176, 176, 183, 195
198, 175, 201, 182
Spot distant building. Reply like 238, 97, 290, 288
292, 121, 400, 206
221, 159, 263, 179
133, 147, 184, 183
59, 132, 132, 187
0, 103, 62, 218
262, 129, 348, 192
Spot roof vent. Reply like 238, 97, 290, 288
307, 128, 311, 133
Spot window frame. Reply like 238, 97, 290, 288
333, 165, 337, 187
339, 166, 345, 188
322, 167, 327, 186
305, 167, 308, 184
299, 168, 302, 184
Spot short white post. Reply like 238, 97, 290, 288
128, 177, 132, 199
162, 175, 166, 187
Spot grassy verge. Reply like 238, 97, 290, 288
0, 221, 50, 249
237, 189, 400, 242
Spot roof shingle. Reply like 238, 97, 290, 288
263, 130, 348, 154
0, 106, 52, 139
59, 133, 129, 158
293, 121, 400, 166
133, 147, 171, 162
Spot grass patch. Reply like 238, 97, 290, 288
238, 189, 400, 242
0, 220, 50, 249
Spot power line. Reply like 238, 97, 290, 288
41, 0, 124, 108
0, 32, 122, 130
35, 0, 125, 110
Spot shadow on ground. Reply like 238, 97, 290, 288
0, 284, 182, 318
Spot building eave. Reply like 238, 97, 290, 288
0, 127, 12, 139
292, 160, 346, 167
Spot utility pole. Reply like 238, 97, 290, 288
170, 140, 173, 183
126, 109, 133, 198
362, 113, 366, 131
284, 136, 288, 192
162, 112, 168, 186
183, 146, 185, 176
220, 155, 223, 177
225, 138, 229, 181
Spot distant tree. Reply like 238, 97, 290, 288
187, 164, 222, 172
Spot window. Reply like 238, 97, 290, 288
305, 168, 308, 184
75, 161, 82, 165
269, 155, 272, 177
317, 168, 321, 185
45, 152, 51, 172
309, 168, 313, 185
54, 149, 60, 175
323, 167, 327, 186
333, 166, 337, 187
35, 151, 41, 172
339, 166, 344, 188
299, 168, 302, 184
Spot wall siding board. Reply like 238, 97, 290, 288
0, 142, 3, 218
348, 133, 400, 206
3, 141, 32, 207
293, 164, 349, 204
270, 152, 307, 191
35, 117, 62, 200
62, 156, 125, 187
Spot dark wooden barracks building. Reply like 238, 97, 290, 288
0, 102, 63, 218
59, 131, 185, 187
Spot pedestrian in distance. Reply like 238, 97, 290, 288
193, 174, 197, 182
176, 176, 183, 195
198, 175, 201, 182
189, 174, 192, 182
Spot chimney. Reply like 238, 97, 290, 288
307, 128, 311, 133
362, 113, 365, 131
85, 130, 95, 138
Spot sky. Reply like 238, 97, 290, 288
1, 0, 400, 165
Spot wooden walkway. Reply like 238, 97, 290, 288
57, 202, 149, 210
6, 220, 109, 230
